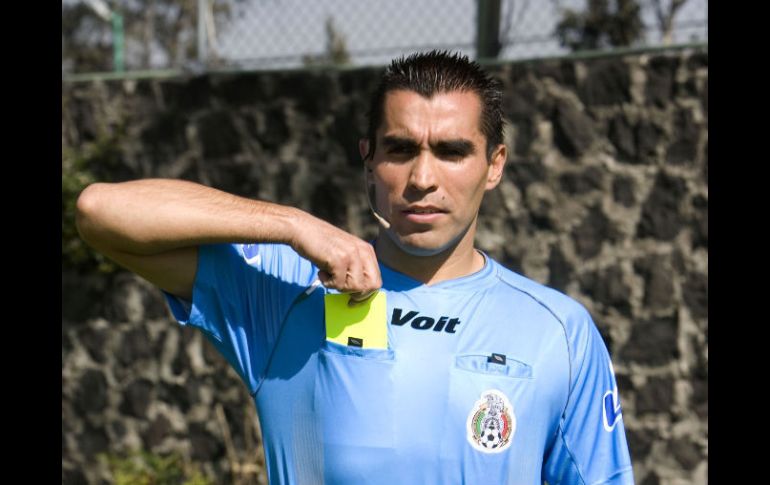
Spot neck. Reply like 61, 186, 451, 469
374, 219, 486, 285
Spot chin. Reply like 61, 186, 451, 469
387, 230, 457, 257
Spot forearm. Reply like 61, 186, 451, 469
75, 178, 302, 255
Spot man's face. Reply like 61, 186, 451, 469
362, 89, 506, 256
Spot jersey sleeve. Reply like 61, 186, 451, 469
543, 306, 635, 485
163, 242, 317, 394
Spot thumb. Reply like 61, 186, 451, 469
348, 290, 378, 306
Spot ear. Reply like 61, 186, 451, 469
485, 144, 507, 190
359, 139, 370, 161
360, 139, 376, 184
360, 139, 374, 185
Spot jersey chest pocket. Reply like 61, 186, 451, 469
313, 340, 396, 448
440, 354, 535, 464
454, 354, 533, 379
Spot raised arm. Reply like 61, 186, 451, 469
75, 179, 381, 300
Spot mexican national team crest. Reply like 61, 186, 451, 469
466, 389, 515, 453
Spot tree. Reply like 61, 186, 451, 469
555, 0, 644, 51
62, 2, 114, 73
62, 0, 237, 74
650, 0, 688, 45
302, 17, 351, 67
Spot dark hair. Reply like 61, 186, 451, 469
365, 50, 504, 161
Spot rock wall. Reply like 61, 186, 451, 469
62, 48, 708, 484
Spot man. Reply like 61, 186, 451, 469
76, 51, 634, 484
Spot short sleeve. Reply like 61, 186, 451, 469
163, 243, 317, 394
543, 307, 635, 485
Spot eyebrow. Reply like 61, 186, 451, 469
381, 135, 476, 155
433, 139, 475, 156
382, 136, 419, 151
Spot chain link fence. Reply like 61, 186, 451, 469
62, 0, 707, 76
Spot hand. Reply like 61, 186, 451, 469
290, 212, 382, 304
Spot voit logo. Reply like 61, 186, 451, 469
391, 308, 461, 334
466, 390, 516, 453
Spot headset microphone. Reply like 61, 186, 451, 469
364, 165, 391, 229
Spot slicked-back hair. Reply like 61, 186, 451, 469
365, 50, 504, 161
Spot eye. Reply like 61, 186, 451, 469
387, 146, 418, 159
437, 150, 466, 161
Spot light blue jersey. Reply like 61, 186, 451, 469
165, 243, 634, 485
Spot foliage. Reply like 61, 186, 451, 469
62, 130, 122, 274
61, 3, 113, 73
555, 0, 644, 51
302, 17, 351, 67
101, 450, 215, 485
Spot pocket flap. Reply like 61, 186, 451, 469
454, 354, 533, 379
321, 339, 395, 361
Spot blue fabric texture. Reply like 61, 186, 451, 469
164, 242, 634, 485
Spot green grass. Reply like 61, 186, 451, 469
100, 450, 215, 485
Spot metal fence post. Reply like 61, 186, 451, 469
476, 0, 501, 61
112, 11, 124, 72
198, 0, 208, 65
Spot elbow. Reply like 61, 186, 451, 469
75, 183, 109, 245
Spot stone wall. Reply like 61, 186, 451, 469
62, 47, 708, 484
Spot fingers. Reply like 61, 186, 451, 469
317, 240, 382, 300
348, 289, 378, 306
293, 215, 382, 299
348, 244, 381, 305
317, 270, 333, 285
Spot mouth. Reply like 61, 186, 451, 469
403, 208, 444, 214
401, 206, 447, 223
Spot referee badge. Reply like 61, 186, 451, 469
466, 389, 515, 453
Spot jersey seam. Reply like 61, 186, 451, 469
588, 467, 634, 485
247, 245, 317, 398
554, 424, 631, 485
204, 326, 261, 396
493, 268, 574, 417
250, 283, 315, 399
167, 252, 260, 394
186, 306, 261, 396
556, 421, 589, 485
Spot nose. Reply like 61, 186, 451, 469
408, 152, 438, 193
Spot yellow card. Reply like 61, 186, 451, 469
324, 292, 388, 349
